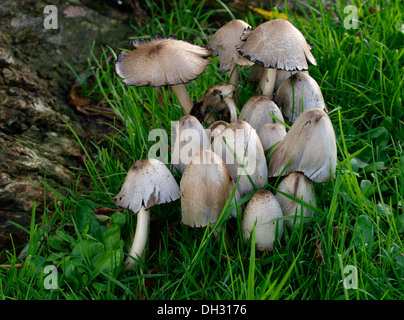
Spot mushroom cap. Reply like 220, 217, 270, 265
268, 108, 337, 182
208, 19, 254, 72
239, 95, 285, 130
115, 35, 212, 87
212, 120, 268, 197
237, 19, 317, 71
242, 189, 284, 251
256, 123, 287, 160
275, 172, 316, 229
115, 158, 181, 213
274, 72, 326, 122
171, 115, 210, 174
180, 150, 239, 227
274, 70, 307, 93
191, 83, 236, 124
208, 120, 229, 142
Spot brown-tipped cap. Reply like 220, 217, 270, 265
268, 108, 337, 182
256, 123, 287, 160
180, 150, 239, 228
275, 172, 316, 229
274, 72, 326, 122
237, 19, 317, 71
115, 35, 212, 87
115, 158, 180, 213
208, 19, 254, 72
212, 121, 268, 197
239, 94, 285, 130
242, 189, 283, 251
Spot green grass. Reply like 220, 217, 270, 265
1, 0, 403, 300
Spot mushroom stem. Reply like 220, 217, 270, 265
124, 206, 150, 270
229, 62, 239, 87
259, 68, 277, 98
223, 96, 238, 123
171, 84, 193, 115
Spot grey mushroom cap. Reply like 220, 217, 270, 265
237, 19, 317, 71
268, 108, 337, 182
115, 35, 212, 87
274, 70, 308, 93
274, 72, 326, 122
212, 120, 268, 197
256, 123, 287, 161
180, 150, 239, 228
171, 115, 210, 174
239, 95, 285, 130
242, 189, 284, 251
275, 172, 316, 229
208, 19, 254, 72
115, 158, 181, 213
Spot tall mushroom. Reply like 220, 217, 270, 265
207, 19, 254, 87
171, 115, 210, 174
212, 120, 268, 197
274, 72, 326, 123
115, 159, 180, 269
115, 35, 212, 115
256, 123, 287, 161
180, 150, 240, 241
275, 172, 316, 229
242, 189, 284, 251
237, 19, 317, 98
239, 94, 285, 130
268, 108, 337, 183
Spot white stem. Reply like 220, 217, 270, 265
171, 84, 193, 115
229, 62, 239, 87
223, 97, 238, 123
124, 206, 150, 270
259, 68, 277, 98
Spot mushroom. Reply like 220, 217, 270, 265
237, 19, 317, 98
242, 189, 284, 251
115, 35, 212, 115
256, 123, 287, 161
212, 120, 268, 197
275, 172, 316, 229
239, 94, 285, 130
274, 70, 308, 93
268, 108, 337, 183
115, 159, 180, 269
274, 72, 326, 122
180, 150, 240, 232
171, 115, 210, 174
208, 120, 229, 143
207, 19, 254, 87
190, 83, 238, 125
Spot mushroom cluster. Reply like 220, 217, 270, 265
114, 18, 337, 268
